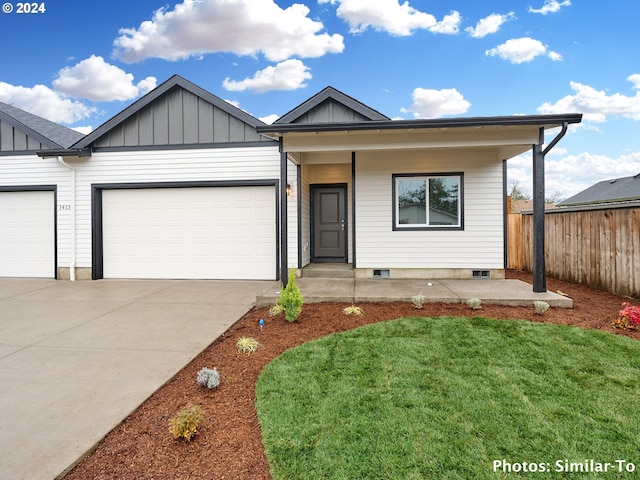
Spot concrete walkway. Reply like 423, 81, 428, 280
257, 277, 573, 308
0, 278, 279, 480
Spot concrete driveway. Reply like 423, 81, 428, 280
0, 278, 278, 480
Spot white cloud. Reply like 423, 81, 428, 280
72, 125, 94, 135
401, 87, 471, 118
319, 0, 460, 36
465, 12, 515, 38
538, 76, 640, 122
53, 55, 157, 102
528, 0, 571, 15
259, 114, 280, 124
508, 150, 640, 200
0, 82, 96, 124
223, 59, 311, 93
113, 0, 344, 63
485, 37, 562, 64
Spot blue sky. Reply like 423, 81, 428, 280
1, 0, 639, 199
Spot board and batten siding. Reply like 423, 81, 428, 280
64, 146, 280, 271
92, 88, 270, 148
355, 150, 504, 269
286, 160, 299, 270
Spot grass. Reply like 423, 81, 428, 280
256, 317, 640, 479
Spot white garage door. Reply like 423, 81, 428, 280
102, 186, 276, 280
0, 190, 55, 278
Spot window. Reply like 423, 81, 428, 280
393, 173, 463, 230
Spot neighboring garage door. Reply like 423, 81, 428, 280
0, 190, 55, 278
101, 186, 276, 280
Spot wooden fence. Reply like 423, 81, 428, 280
507, 205, 640, 299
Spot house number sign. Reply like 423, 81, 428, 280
58, 204, 71, 211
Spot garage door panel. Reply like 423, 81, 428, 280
0, 190, 55, 278
102, 186, 276, 280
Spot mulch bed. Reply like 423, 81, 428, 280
63, 270, 639, 480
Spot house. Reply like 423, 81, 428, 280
559, 173, 640, 207
0, 101, 84, 277
0, 75, 582, 290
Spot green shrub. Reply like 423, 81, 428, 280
466, 297, 482, 309
169, 405, 205, 442
280, 269, 303, 322
412, 292, 426, 309
236, 336, 260, 354
534, 300, 550, 315
343, 305, 364, 315
196, 367, 220, 389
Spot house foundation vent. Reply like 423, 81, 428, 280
373, 269, 390, 278
472, 270, 491, 279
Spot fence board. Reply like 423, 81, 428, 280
509, 206, 640, 298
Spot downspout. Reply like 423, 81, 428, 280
57, 156, 76, 281
543, 122, 568, 156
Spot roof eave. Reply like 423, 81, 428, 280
257, 113, 583, 137
36, 148, 92, 158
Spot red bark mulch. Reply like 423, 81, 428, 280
63, 270, 639, 480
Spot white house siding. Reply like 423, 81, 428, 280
0, 154, 70, 277
286, 159, 299, 270
299, 162, 311, 267
66, 146, 281, 276
355, 149, 504, 270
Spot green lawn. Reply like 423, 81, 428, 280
256, 317, 640, 479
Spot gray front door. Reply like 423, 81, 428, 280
311, 185, 347, 261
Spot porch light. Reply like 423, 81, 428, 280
286, 184, 293, 196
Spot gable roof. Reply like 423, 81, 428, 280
559, 173, 640, 206
0, 101, 84, 150
275, 86, 389, 125
74, 74, 272, 149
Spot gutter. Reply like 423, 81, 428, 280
56, 157, 77, 281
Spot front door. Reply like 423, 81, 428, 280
311, 185, 347, 262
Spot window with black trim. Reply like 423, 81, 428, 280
393, 173, 463, 230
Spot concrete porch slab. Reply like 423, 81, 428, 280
258, 277, 573, 308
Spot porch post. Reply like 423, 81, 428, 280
532, 128, 546, 292
351, 151, 356, 269
280, 140, 288, 286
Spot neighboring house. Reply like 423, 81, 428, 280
0, 74, 582, 288
0, 101, 84, 278
559, 173, 640, 207
511, 199, 557, 213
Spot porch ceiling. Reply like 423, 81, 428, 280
280, 126, 540, 160
259, 113, 582, 161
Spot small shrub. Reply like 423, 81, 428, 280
196, 367, 220, 389
534, 300, 550, 315
268, 303, 284, 316
343, 305, 364, 315
236, 336, 260, 354
612, 302, 640, 331
169, 405, 205, 442
280, 269, 303, 322
466, 297, 482, 310
412, 292, 426, 309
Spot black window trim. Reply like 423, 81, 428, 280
392, 172, 464, 231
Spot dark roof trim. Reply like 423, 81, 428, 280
73, 74, 267, 149
274, 86, 390, 124
36, 148, 92, 158
258, 113, 583, 135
